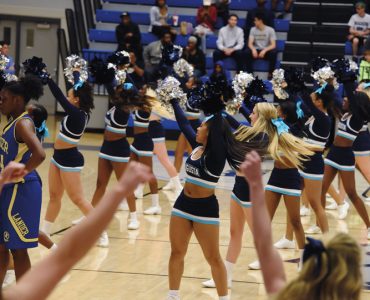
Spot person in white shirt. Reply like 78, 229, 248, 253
348, 1, 370, 57
246, 12, 277, 78
213, 14, 247, 72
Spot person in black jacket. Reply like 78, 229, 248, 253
182, 36, 206, 77
115, 12, 142, 60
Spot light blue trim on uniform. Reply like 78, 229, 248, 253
98, 153, 130, 162
354, 150, 370, 157
133, 121, 149, 128
106, 125, 126, 134
336, 131, 356, 141
298, 170, 324, 181
324, 158, 355, 171
51, 158, 83, 172
152, 137, 165, 143
185, 177, 217, 189
231, 193, 252, 208
57, 132, 79, 145
265, 185, 301, 197
184, 111, 201, 118
171, 209, 219, 225
130, 145, 153, 157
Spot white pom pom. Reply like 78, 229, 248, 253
64, 55, 88, 84
155, 76, 187, 115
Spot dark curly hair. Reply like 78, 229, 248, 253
3, 75, 43, 103
73, 83, 94, 114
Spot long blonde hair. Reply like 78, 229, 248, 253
234, 102, 318, 168
275, 233, 362, 300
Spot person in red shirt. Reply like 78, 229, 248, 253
194, 0, 217, 51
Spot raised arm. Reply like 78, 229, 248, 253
240, 151, 286, 294
223, 112, 241, 129
3, 162, 153, 300
170, 99, 197, 148
47, 78, 81, 115
300, 91, 327, 121
239, 105, 252, 123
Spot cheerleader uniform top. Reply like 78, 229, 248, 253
171, 100, 227, 189
0, 112, 38, 182
48, 78, 89, 145
336, 81, 367, 142
105, 106, 130, 135
133, 109, 150, 128
300, 93, 331, 150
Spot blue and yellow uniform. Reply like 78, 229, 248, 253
0, 112, 42, 249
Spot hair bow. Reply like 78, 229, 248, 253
302, 237, 326, 274
363, 82, 370, 89
271, 118, 289, 136
73, 80, 84, 91
314, 82, 328, 95
37, 120, 50, 138
123, 82, 134, 90
296, 100, 304, 119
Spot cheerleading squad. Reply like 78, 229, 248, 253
0, 45, 369, 300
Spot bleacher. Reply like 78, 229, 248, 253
85, 0, 291, 76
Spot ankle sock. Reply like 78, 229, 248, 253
151, 194, 159, 207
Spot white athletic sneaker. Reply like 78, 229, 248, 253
248, 260, 261, 270
127, 219, 140, 230
117, 201, 129, 211
162, 180, 175, 191
71, 216, 86, 225
274, 237, 296, 249
166, 295, 180, 300
337, 201, 350, 220
97, 231, 109, 248
300, 206, 311, 216
325, 202, 338, 210
134, 185, 144, 199
143, 206, 162, 215
2, 270, 15, 288
305, 225, 322, 234
202, 278, 232, 289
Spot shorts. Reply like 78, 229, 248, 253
353, 131, 370, 156
51, 148, 84, 172
130, 132, 154, 157
299, 151, 324, 180
266, 168, 302, 197
231, 176, 251, 208
172, 191, 219, 225
0, 180, 42, 249
99, 138, 130, 162
148, 120, 165, 143
350, 36, 365, 46
325, 145, 355, 171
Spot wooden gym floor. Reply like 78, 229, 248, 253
5, 117, 370, 299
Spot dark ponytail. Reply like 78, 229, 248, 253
315, 84, 340, 118
3, 75, 43, 103
350, 91, 370, 121
73, 83, 94, 114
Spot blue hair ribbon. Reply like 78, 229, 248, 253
314, 82, 328, 95
37, 120, 49, 138
204, 114, 215, 122
271, 118, 290, 136
123, 82, 134, 90
296, 100, 304, 119
73, 80, 84, 91
302, 237, 326, 275
363, 82, 370, 89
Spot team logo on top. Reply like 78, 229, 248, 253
4, 231, 9, 242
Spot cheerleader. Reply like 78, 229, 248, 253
173, 76, 202, 172
321, 79, 370, 238
0, 162, 153, 300
41, 67, 107, 245
0, 76, 46, 284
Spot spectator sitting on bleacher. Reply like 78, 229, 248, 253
144, 31, 172, 79
194, 0, 217, 52
149, 0, 177, 41
115, 12, 142, 60
213, 14, 246, 72
246, 12, 277, 78
244, 0, 275, 38
0, 41, 15, 75
348, 1, 370, 59
127, 51, 147, 87
182, 36, 206, 77
212, 0, 230, 26
209, 60, 229, 84
359, 49, 370, 82
272, 0, 293, 18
